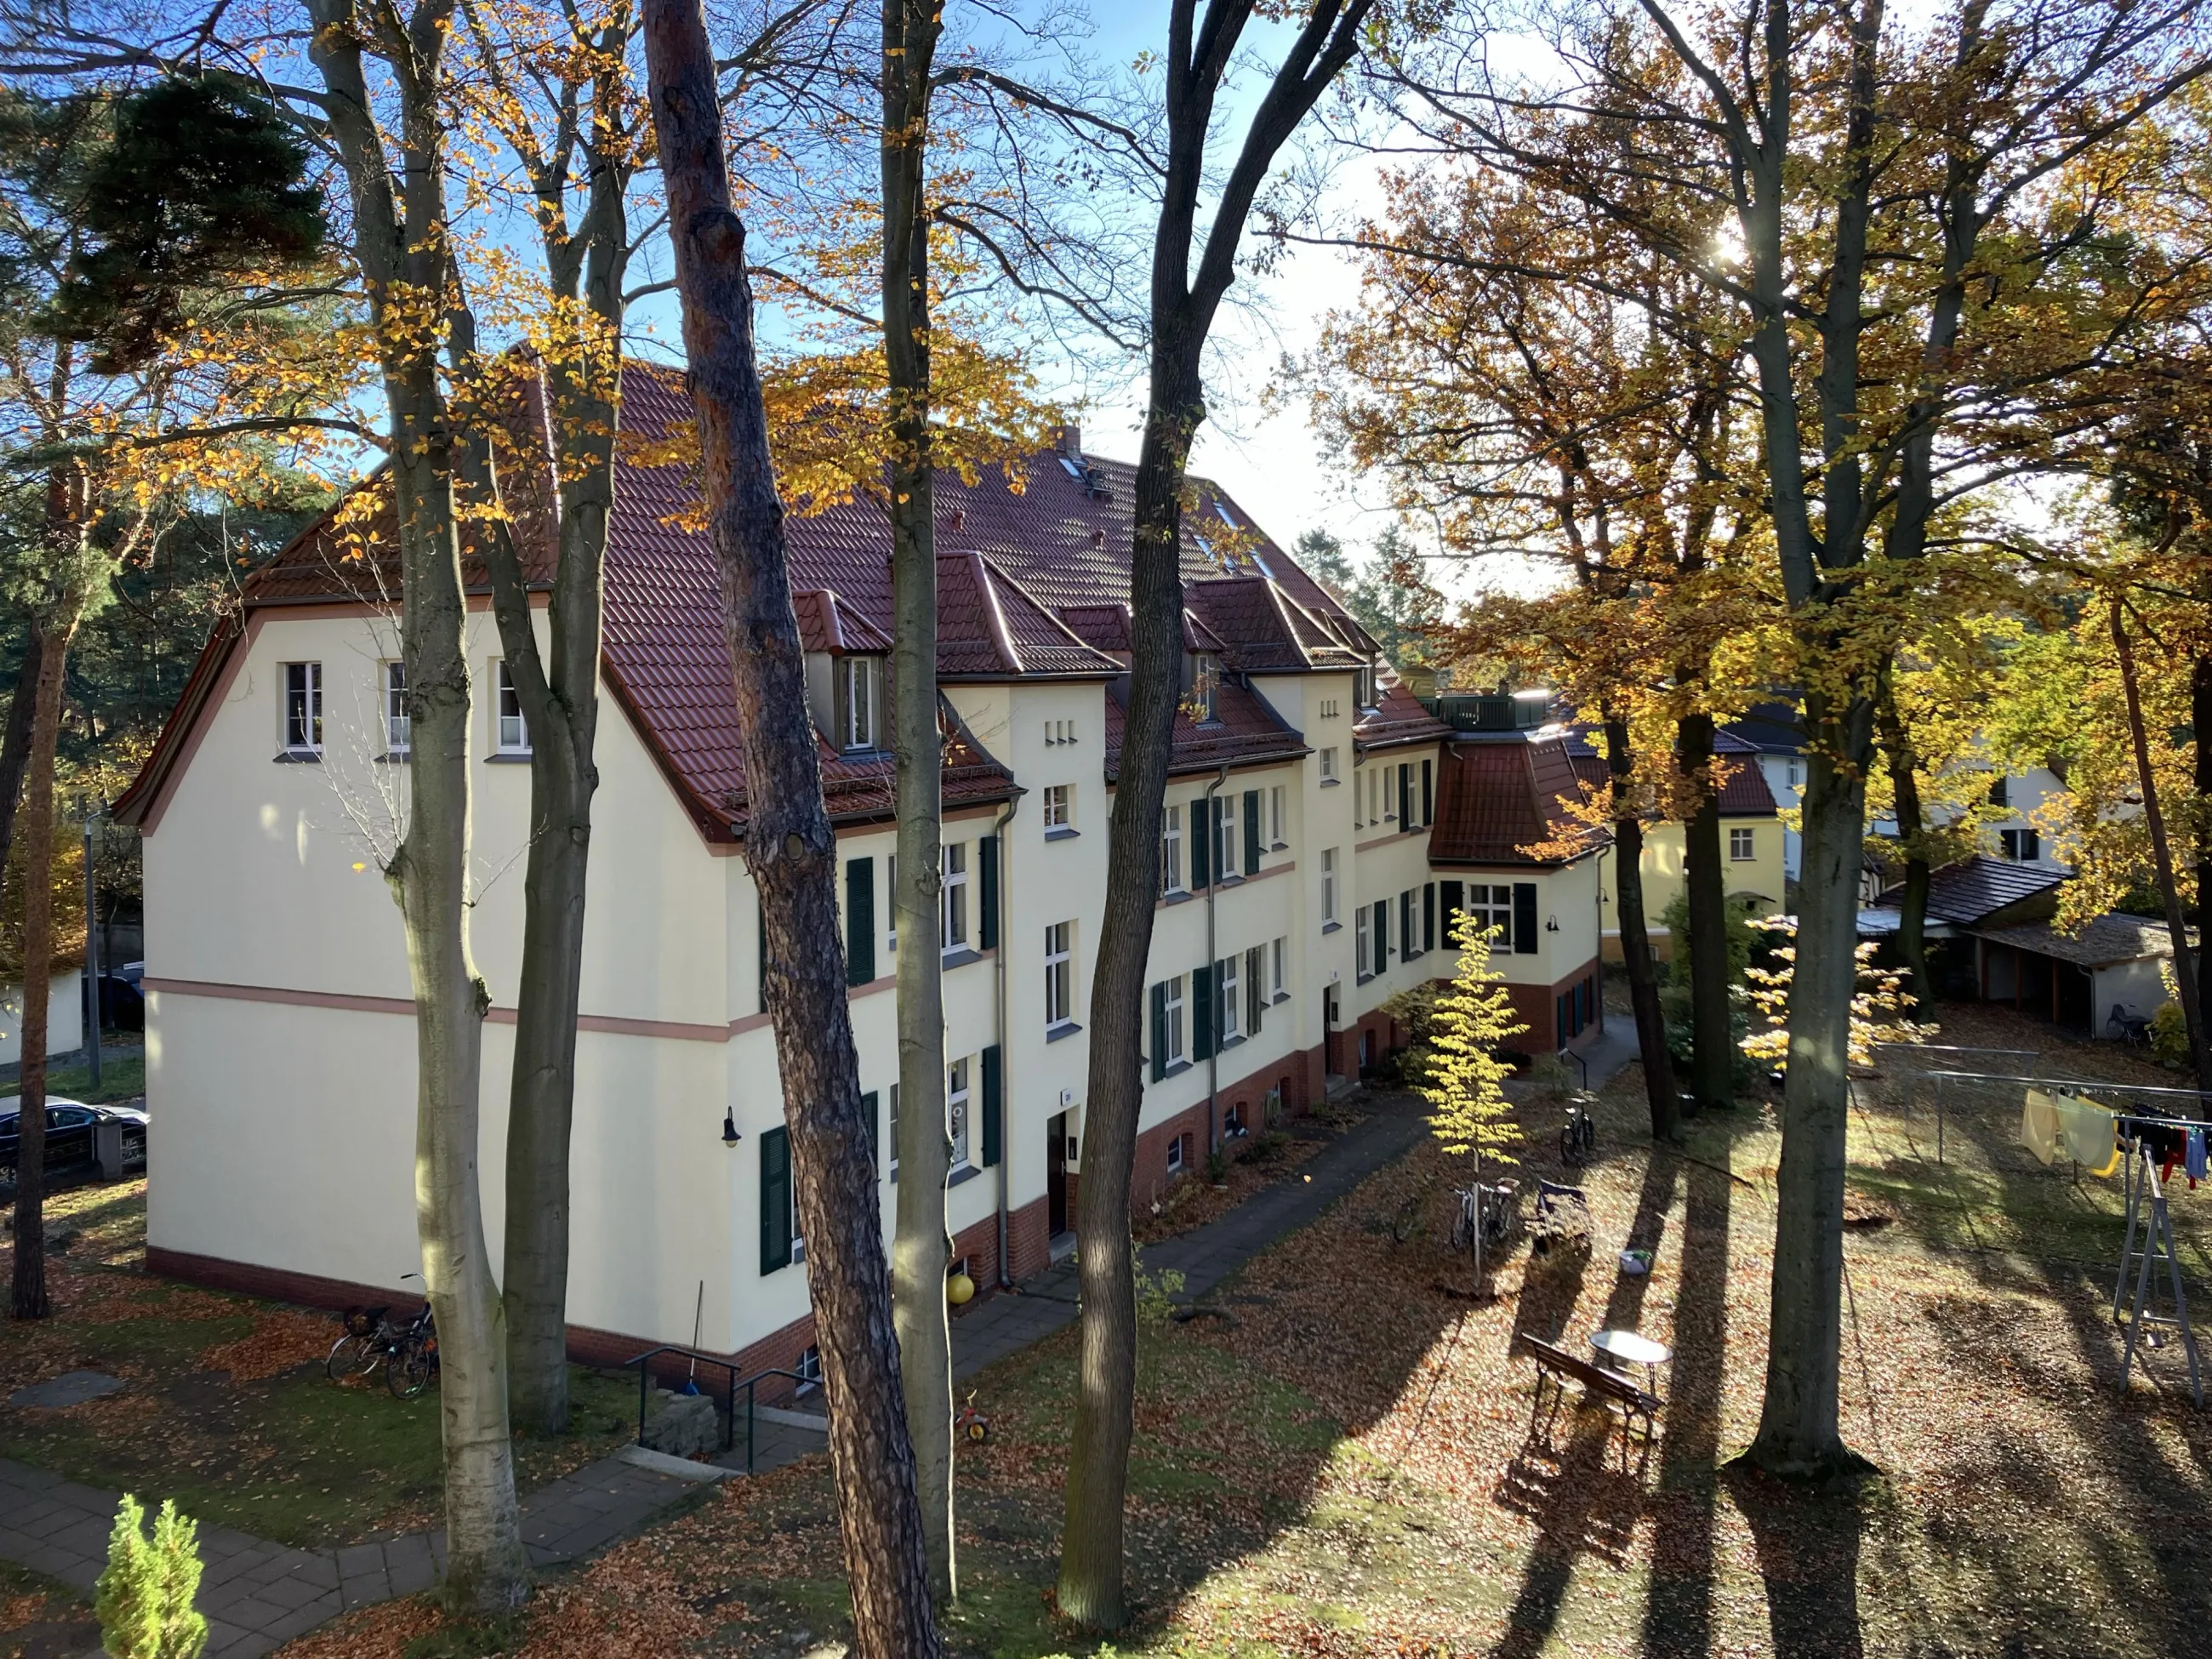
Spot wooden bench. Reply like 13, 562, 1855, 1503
1518, 1333, 1662, 1445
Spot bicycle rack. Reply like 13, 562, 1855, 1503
623, 1347, 816, 1474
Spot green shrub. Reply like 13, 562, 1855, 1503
2151, 1001, 2190, 1068
97, 1494, 208, 1659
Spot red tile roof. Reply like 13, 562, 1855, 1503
1561, 724, 1779, 817
123, 362, 1394, 836
1430, 735, 1609, 867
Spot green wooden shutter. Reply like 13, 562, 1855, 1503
978, 835, 999, 949
1424, 882, 1437, 953
1399, 764, 1411, 827
1190, 800, 1211, 888
1513, 882, 1539, 954
981, 1044, 1002, 1167
1246, 945, 1263, 1035
1193, 965, 1215, 1060
1375, 899, 1389, 963
1150, 983, 1169, 1082
845, 858, 875, 986
1440, 880, 1463, 941
756, 898, 767, 1013
760, 1126, 792, 1273
1422, 758, 1434, 826
862, 1091, 880, 1176
1243, 790, 1262, 872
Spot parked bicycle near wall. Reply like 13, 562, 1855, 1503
1560, 1096, 1597, 1166
323, 1273, 437, 1398
1450, 1176, 1519, 1257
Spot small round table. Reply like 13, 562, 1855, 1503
1590, 1329, 1671, 1387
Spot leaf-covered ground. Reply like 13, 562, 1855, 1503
275, 1005, 2212, 1658
0, 1181, 637, 1551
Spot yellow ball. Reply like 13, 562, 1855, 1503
946, 1270, 976, 1306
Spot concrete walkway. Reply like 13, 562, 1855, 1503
953, 1090, 1433, 1380
0, 1444, 724, 1659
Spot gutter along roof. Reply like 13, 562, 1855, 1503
119, 362, 1414, 837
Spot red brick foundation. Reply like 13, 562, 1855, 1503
1126, 1040, 1330, 1215
949, 1194, 1051, 1293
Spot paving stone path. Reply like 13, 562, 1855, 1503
0, 1445, 726, 1659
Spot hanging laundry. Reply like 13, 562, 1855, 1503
2188, 1129, 2207, 1189
2056, 1096, 2122, 1177
2020, 1089, 2061, 1168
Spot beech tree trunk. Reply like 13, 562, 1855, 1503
643, 5, 942, 1651
1874, 685, 1933, 1014
1604, 715, 1677, 1138
1676, 711, 1731, 1111
9, 584, 82, 1322
308, 0, 529, 1609
2112, 601, 2209, 1090
2196, 649, 2211, 1069
882, 0, 955, 1605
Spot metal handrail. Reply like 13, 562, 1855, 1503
623, 1346, 818, 1474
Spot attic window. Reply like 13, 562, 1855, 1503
1354, 664, 1378, 710
1192, 653, 1220, 722
1215, 502, 1239, 528
1059, 454, 1085, 480
836, 655, 881, 751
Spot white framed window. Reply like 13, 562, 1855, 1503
1269, 784, 1286, 846
282, 661, 322, 753
1354, 665, 1377, 709
1164, 975, 1186, 1066
942, 842, 968, 950
1321, 848, 1338, 923
1464, 884, 1514, 942
383, 661, 409, 753
1192, 653, 1219, 721
494, 661, 528, 753
1043, 784, 1072, 831
1166, 1134, 1184, 1174
1160, 805, 1183, 894
838, 655, 878, 750
795, 1343, 822, 1393
1787, 756, 1804, 788
2002, 827, 2040, 862
948, 1057, 971, 1168
1045, 921, 1075, 1028
1319, 746, 1337, 782
1357, 908, 1371, 977
1219, 953, 1240, 1040
1270, 936, 1287, 999
1730, 826, 1756, 861
1217, 794, 1239, 879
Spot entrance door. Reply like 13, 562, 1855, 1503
1046, 1111, 1069, 1236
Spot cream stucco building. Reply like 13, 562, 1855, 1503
116, 367, 1604, 1377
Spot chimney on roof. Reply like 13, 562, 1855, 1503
1058, 424, 1082, 459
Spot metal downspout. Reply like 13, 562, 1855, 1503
993, 790, 1018, 1288
1203, 763, 1229, 1155
1594, 844, 1607, 1037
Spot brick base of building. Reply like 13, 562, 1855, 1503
1127, 1038, 1331, 1216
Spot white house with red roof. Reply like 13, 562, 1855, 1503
113, 365, 1603, 1377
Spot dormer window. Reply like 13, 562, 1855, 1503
1192, 653, 1220, 723
837, 655, 880, 751
1354, 664, 1378, 710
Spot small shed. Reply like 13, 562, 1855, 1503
1861, 854, 2069, 995
1970, 914, 2187, 1038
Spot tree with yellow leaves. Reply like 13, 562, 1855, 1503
1416, 910, 1526, 1291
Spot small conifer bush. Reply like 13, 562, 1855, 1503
96, 1493, 208, 1659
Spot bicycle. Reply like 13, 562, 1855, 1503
954, 1390, 989, 1445
1559, 1096, 1597, 1167
386, 1299, 439, 1400
1449, 1176, 1519, 1257
326, 1273, 429, 1383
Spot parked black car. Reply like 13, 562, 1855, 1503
98, 973, 145, 1032
0, 1098, 148, 1172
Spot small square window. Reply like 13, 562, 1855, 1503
1319, 746, 1337, 781
795, 1344, 822, 1393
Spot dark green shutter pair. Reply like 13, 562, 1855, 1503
1246, 945, 1264, 1035
1513, 882, 1538, 953
1190, 802, 1211, 888
1243, 790, 1262, 871
1422, 758, 1434, 826
845, 858, 875, 985
981, 1044, 1002, 1167
1373, 899, 1389, 965
1399, 764, 1411, 827
1400, 889, 1414, 955
760, 1126, 792, 1273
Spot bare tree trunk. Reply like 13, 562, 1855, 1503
1604, 715, 1677, 1138
1874, 683, 1932, 1014
2112, 599, 2209, 1090
2196, 648, 2211, 1071
644, 5, 942, 1651
882, 0, 955, 1605
1746, 690, 1873, 1478
1676, 711, 1731, 1111
307, 0, 529, 1608
0, 625, 47, 915
9, 587, 82, 1322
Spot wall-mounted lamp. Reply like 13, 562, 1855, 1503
722, 1109, 743, 1146
1546, 915, 1560, 933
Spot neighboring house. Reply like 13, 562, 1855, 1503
1422, 694, 1607, 1058
1561, 727, 1786, 958
116, 366, 1494, 1379
1722, 702, 1806, 881
1861, 852, 2067, 997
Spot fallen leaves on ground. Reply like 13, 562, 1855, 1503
198, 1311, 338, 1382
